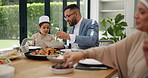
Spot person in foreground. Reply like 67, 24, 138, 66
143, 38, 148, 78
32, 15, 55, 48
144, 38, 148, 65
63, 0, 148, 78
56, 4, 99, 49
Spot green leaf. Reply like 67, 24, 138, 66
115, 30, 123, 36
100, 37, 108, 40
118, 22, 128, 26
107, 18, 113, 25
115, 14, 124, 24
107, 27, 114, 36
102, 31, 107, 36
101, 19, 106, 28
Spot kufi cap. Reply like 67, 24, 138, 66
140, 0, 148, 8
39, 15, 50, 24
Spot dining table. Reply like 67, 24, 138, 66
11, 55, 117, 78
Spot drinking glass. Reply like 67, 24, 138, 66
71, 43, 79, 52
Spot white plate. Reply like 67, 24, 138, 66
60, 49, 72, 52
29, 46, 41, 49
60, 49, 82, 52
79, 59, 103, 65
0, 50, 21, 60
44, 41, 64, 48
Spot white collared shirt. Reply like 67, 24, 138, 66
69, 17, 83, 43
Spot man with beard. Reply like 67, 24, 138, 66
56, 4, 99, 49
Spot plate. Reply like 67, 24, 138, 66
24, 50, 61, 60
0, 50, 21, 60
60, 49, 72, 52
60, 49, 82, 52
79, 59, 103, 65
29, 46, 41, 49
44, 41, 64, 48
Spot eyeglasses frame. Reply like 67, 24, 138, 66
64, 12, 76, 20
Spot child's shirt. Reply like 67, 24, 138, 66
32, 33, 55, 48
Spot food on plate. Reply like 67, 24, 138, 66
52, 62, 73, 69
0, 50, 20, 59
30, 47, 61, 56
0, 58, 11, 64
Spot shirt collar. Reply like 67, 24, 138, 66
75, 17, 83, 27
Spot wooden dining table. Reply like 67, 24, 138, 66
11, 56, 117, 78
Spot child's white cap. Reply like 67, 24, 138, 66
140, 0, 148, 8
39, 15, 50, 24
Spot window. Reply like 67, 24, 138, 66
27, 0, 44, 38
0, 0, 19, 49
0, 0, 89, 49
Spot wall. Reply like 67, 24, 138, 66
90, 0, 137, 38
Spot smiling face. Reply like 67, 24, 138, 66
38, 23, 50, 35
134, 1, 148, 32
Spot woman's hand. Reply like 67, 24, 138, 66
143, 38, 148, 65
63, 52, 85, 67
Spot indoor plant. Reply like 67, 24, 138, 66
100, 14, 128, 42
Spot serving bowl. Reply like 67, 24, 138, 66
24, 47, 61, 60
0, 65, 15, 78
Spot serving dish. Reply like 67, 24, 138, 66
0, 65, 15, 78
24, 48, 62, 60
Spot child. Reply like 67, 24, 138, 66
32, 15, 55, 48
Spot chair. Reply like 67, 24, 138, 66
20, 38, 32, 53
99, 40, 114, 46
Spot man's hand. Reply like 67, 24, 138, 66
143, 38, 148, 65
56, 31, 70, 40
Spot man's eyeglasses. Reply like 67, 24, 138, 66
64, 12, 76, 20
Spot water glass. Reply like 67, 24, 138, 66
71, 43, 79, 52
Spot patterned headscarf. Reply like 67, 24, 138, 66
140, 0, 148, 8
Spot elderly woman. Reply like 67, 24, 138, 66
63, 0, 148, 78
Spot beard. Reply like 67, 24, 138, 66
70, 18, 77, 26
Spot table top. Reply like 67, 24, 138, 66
11, 56, 117, 78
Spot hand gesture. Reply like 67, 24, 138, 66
56, 31, 70, 40
63, 52, 85, 67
